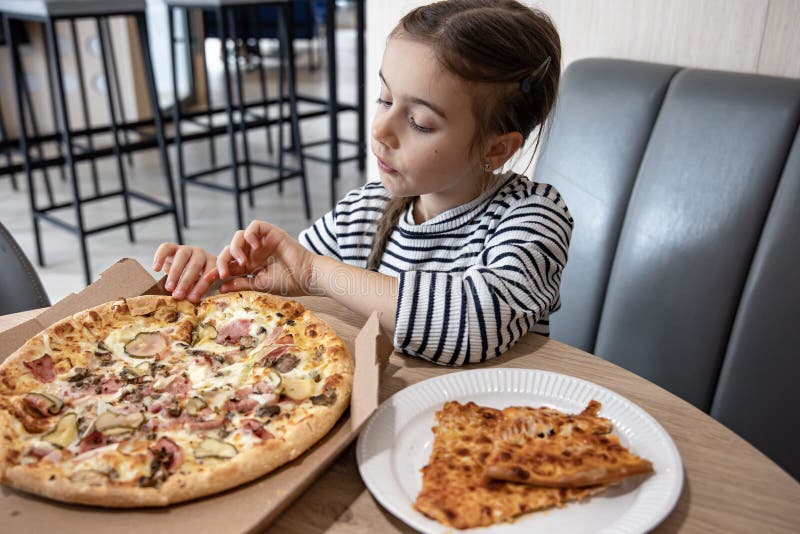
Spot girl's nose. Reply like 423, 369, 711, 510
371, 111, 399, 149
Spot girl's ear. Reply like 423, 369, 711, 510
483, 132, 524, 171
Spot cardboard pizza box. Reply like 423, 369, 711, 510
0, 258, 390, 533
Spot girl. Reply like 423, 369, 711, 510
153, 0, 570, 365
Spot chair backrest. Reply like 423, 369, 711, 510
0, 222, 50, 315
534, 58, 800, 479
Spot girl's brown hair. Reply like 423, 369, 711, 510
366, 0, 561, 271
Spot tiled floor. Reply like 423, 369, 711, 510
0, 27, 366, 304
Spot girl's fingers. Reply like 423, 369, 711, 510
229, 230, 249, 266
219, 276, 255, 293
153, 242, 178, 271
244, 221, 267, 249
164, 247, 192, 292
187, 269, 216, 303
173, 255, 205, 299
202, 265, 221, 284
216, 246, 238, 279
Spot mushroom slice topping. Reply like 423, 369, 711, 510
95, 411, 145, 434
282, 376, 315, 401
193, 438, 238, 460
185, 397, 208, 417
43, 413, 78, 449
192, 323, 218, 346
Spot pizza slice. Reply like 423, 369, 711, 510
413, 401, 605, 529
484, 401, 653, 487
0, 297, 197, 425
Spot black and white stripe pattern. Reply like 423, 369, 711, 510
299, 172, 573, 365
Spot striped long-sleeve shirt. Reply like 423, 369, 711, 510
299, 172, 573, 365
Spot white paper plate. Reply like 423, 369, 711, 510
356, 368, 683, 533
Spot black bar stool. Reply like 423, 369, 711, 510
1, 0, 183, 285
0, 102, 20, 190
294, 0, 366, 208
165, 0, 310, 231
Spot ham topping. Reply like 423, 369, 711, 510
26, 445, 53, 460
150, 436, 183, 471
24, 355, 55, 383
78, 431, 109, 454
12, 402, 52, 433
164, 375, 191, 396
23, 394, 56, 418
98, 376, 125, 395
140, 418, 160, 434
149, 393, 176, 414
225, 388, 258, 414
260, 346, 289, 365
216, 319, 253, 345
189, 418, 226, 431
263, 325, 283, 345
275, 334, 294, 345
141, 436, 183, 487
241, 419, 274, 440
254, 379, 277, 394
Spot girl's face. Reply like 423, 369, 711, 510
371, 37, 485, 217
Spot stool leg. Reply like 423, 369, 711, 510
97, 16, 134, 243
256, 41, 274, 156
40, 29, 66, 185
325, 0, 339, 209
69, 19, 101, 196
218, 7, 244, 230
4, 14, 44, 267
227, 8, 255, 210
135, 13, 184, 246
168, 6, 189, 228
0, 106, 19, 191
356, 0, 366, 173
199, 24, 217, 168
277, 21, 285, 195
21, 58, 56, 206
45, 18, 92, 284
103, 17, 134, 167
252, 6, 273, 155
279, 2, 310, 221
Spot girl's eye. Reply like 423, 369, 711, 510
376, 97, 392, 108
409, 117, 433, 133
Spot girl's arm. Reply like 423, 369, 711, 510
309, 255, 398, 334
214, 221, 398, 334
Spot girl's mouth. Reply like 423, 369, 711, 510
376, 156, 398, 173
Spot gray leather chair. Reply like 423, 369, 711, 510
0, 222, 50, 315
534, 58, 800, 479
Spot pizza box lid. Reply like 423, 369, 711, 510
0, 258, 163, 360
0, 258, 391, 532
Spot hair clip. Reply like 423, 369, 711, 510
520, 55, 552, 93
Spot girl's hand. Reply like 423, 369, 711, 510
152, 243, 219, 303
213, 221, 317, 297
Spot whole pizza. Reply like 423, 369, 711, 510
0, 291, 353, 507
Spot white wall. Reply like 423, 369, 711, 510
364, 0, 800, 180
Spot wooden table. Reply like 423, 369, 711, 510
2, 298, 798, 533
